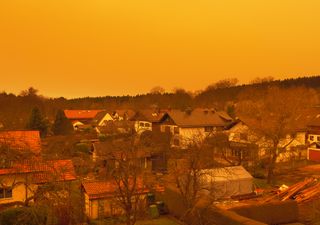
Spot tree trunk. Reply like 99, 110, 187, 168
267, 144, 278, 184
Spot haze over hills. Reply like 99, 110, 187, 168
0, 75, 319, 129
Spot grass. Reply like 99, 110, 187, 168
90, 216, 182, 225
136, 216, 182, 225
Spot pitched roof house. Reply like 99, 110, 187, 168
130, 109, 167, 132
92, 111, 114, 127
0, 159, 76, 206
82, 178, 149, 219
112, 110, 136, 121
160, 108, 233, 147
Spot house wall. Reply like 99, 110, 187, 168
85, 195, 146, 220
308, 133, 320, 143
0, 175, 38, 205
135, 121, 152, 133
98, 114, 114, 126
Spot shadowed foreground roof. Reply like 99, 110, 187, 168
82, 178, 148, 199
0, 159, 76, 183
0, 130, 41, 154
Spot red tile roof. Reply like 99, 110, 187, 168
64, 110, 103, 120
0, 130, 41, 154
82, 178, 148, 199
0, 159, 76, 183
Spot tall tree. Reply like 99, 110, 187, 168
236, 86, 318, 183
52, 109, 74, 135
26, 107, 48, 138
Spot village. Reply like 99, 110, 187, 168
2, 88, 320, 225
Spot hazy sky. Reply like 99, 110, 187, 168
0, 0, 319, 98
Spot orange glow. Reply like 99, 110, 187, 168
0, 0, 319, 97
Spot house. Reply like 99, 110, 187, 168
130, 109, 167, 133
0, 130, 42, 155
82, 178, 149, 219
64, 110, 103, 130
200, 166, 253, 200
160, 108, 233, 147
92, 141, 151, 171
0, 159, 76, 206
306, 113, 320, 161
112, 109, 136, 121
227, 120, 307, 162
92, 111, 114, 127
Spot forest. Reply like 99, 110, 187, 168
1, 75, 319, 129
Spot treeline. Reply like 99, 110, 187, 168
0, 76, 319, 129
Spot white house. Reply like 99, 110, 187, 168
160, 108, 233, 148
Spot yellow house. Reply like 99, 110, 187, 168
82, 179, 149, 220
0, 160, 76, 207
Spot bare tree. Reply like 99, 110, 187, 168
236, 86, 318, 183
107, 135, 149, 225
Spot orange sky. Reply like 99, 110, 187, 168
0, 0, 319, 98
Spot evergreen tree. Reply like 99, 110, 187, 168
26, 107, 48, 138
52, 109, 74, 135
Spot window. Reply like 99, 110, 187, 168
240, 133, 248, 141
165, 126, 171, 133
310, 135, 314, 141
0, 188, 13, 199
173, 138, 180, 146
317, 136, 320, 142
174, 127, 179, 134
145, 123, 150, 128
204, 126, 213, 132
139, 122, 144, 127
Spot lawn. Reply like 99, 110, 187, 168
90, 216, 182, 225
136, 216, 182, 225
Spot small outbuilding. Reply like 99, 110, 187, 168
200, 166, 253, 200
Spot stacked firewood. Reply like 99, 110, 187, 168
264, 178, 320, 203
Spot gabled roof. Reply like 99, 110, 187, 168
113, 109, 136, 120
131, 109, 167, 123
64, 110, 103, 120
166, 109, 232, 128
0, 159, 76, 183
201, 166, 253, 182
82, 178, 148, 199
93, 111, 113, 124
93, 142, 150, 159
0, 130, 41, 154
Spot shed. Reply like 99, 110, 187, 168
200, 166, 253, 200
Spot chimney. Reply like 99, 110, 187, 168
185, 107, 193, 115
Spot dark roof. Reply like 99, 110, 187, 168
113, 110, 136, 120
131, 109, 167, 123
93, 141, 150, 159
166, 109, 232, 128
292, 107, 320, 130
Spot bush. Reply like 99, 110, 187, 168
98, 133, 107, 142
75, 142, 91, 154
0, 206, 47, 225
